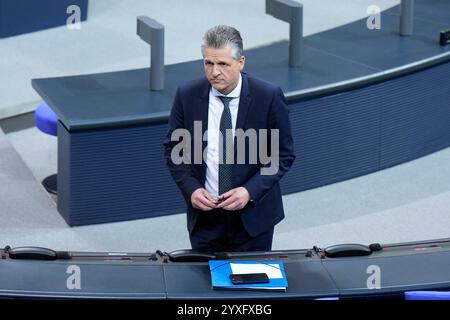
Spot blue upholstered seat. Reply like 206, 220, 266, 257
35, 102, 58, 194
35, 102, 58, 136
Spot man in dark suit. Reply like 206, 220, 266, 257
163, 25, 295, 252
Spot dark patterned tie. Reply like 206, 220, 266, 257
218, 96, 234, 195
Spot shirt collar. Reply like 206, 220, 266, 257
211, 73, 242, 98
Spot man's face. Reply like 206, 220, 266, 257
203, 46, 245, 95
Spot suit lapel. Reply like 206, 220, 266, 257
197, 79, 210, 137
235, 73, 252, 132
233, 73, 252, 181
195, 79, 210, 179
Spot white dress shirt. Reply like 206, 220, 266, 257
204, 73, 242, 199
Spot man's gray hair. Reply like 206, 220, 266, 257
201, 25, 244, 61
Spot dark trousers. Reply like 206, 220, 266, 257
189, 209, 274, 253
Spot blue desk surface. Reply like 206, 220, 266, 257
32, 0, 450, 131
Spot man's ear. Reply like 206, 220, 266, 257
239, 56, 246, 71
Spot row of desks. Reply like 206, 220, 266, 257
1, 239, 450, 299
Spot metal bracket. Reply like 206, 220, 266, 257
266, 0, 303, 67
400, 0, 414, 36
137, 16, 165, 91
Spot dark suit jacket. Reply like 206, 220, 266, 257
163, 72, 295, 237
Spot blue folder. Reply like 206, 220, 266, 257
209, 260, 288, 291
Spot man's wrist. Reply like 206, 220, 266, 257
190, 187, 203, 203
242, 187, 253, 202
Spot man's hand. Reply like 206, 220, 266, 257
217, 187, 251, 211
191, 188, 218, 211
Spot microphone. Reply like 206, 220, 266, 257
369, 243, 382, 252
